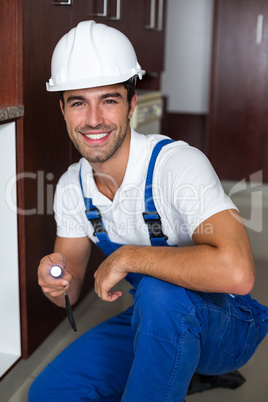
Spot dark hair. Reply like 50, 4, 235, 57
123, 75, 137, 105
59, 75, 137, 109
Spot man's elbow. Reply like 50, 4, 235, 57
231, 258, 256, 295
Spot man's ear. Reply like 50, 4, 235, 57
128, 91, 137, 120
59, 99, 65, 117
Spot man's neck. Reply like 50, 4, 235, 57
91, 135, 131, 201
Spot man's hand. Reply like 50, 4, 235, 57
94, 247, 131, 302
38, 252, 72, 302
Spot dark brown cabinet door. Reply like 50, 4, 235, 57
73, 0, 166, 74
20, 0, 106, 357
126, 0, 166, 74
78, 0, 126, 30
20, 0, 73, 357
207, 0, 268, 181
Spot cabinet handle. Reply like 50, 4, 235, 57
146, 0, 156, 29
54, 0, 72, 4
256, 14, 264, 45
110, 0, 121, 20
97, 0, 108, 17
156, 0, 163, 31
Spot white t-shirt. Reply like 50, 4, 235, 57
54, 129, 237, 247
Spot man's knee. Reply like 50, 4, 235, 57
28, 364, 73, 401
131, 277, 198, 341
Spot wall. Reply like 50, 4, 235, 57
222, 180, 268, 262
161, 0, 213, 114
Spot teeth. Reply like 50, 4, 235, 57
85, 133, 109, 140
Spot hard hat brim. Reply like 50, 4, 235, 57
46, 70, 145, 92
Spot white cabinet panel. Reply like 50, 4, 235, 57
0, 122, 21, 378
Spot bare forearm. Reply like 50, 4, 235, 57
94, 242, 250, 301
122, 244, 219, 291
94, 210, 255, 301
113, 243, 255, 295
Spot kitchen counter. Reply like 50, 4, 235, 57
0, 105, 24, 122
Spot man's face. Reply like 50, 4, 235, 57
60, 84, 136, 164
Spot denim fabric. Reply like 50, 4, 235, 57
29, 277, 268, 402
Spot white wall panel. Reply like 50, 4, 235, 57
0, 122, 21, 377
161, 0, 213, 113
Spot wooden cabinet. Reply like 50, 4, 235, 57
126, 0, 166, 74
0, 0, 22, 106
19, 0, 71, 357
73, 0, 167, 76
207, 0, 268, 182
0, 0, 167, 360
20, 0, 108, 357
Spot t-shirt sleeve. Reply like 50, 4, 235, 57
53, 169, 89, 238
157, 144, 238, 238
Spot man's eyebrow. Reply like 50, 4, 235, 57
65, 92, 123, 104
99, 92, 123, 100
66, 95, 86, 104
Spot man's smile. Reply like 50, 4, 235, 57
84, 132, 110, 140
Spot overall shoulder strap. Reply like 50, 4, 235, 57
79, 168, 109, 243
143, 139, 174, 246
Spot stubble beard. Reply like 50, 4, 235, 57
70, 121, 129, 164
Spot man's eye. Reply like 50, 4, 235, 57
71, 102, 84, 107
105, 99, 117, 104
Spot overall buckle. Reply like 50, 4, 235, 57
143, 211, 168, 240
86, 208, 107, 236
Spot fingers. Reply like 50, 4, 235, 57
96, 288, 123, 302
105, 291, 122, 302
93, 262, 125, 302
38, 253, 71, 298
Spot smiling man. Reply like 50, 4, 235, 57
62, 87, 134, 166
29, 21, 268, 402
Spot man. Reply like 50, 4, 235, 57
29, 21, 268, 401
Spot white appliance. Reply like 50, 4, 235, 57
130, 90, 163, 134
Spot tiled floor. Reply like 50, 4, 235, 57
3, 259, 268, 401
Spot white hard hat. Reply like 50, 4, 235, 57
46, 20, 145, 92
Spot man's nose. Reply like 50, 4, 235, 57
85, 105, 104, 128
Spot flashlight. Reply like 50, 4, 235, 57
50, 265, 63, 278
50, 265, 77, 332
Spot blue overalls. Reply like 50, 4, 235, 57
29, 140, 268, 402
80, 139, 174, 289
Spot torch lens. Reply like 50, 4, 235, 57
50, 265, 62, 278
